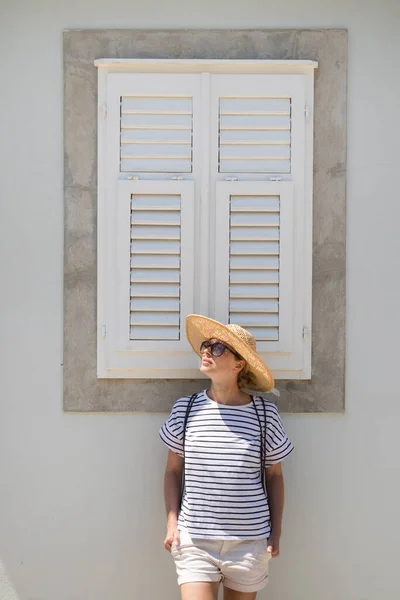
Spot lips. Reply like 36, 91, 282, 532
202, 358, 212, 365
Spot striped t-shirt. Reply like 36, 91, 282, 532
159, 389, 294, 540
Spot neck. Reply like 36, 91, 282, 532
207, 381, 250, 406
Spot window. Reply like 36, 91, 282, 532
95, 59, 317, 380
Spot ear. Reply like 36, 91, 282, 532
234, 360, 246, 373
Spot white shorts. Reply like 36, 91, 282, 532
171, 530, 272, 593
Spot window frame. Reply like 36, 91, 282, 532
96, 59, 317, 380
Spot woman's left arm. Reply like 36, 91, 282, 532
265, 462, 284, 557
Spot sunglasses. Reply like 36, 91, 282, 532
199, 340, 242, 360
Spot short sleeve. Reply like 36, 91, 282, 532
159, 398, 187, 457
264, 402, 294, 466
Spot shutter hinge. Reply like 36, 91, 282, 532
304, 105, 311, 121
99, 103, 107, 119
302, 326, 310, 340
101, 325, 107, 339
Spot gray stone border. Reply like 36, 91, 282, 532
63, 29, 347, 413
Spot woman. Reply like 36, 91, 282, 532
159, 315, 294, 600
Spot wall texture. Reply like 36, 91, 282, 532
63, 29, 347, 414
0, 1, 400, 600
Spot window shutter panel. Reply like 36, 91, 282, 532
212, 74, 308, 375
98, 72, 202, 377
215, 181, 294, 358
116, 179, 195, 353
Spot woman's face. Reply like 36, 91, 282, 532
199, 338, 244, 383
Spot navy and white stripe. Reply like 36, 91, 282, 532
159, 390, 294, 540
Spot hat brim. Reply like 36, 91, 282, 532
186, 314, 274, 392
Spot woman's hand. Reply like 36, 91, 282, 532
267, 532, 280, 557
164, 527, 181, 553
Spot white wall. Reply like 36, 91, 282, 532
1, 1, 399, 599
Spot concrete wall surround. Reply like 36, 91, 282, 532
63, 29, 347, 413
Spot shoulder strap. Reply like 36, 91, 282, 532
180, 393, 198, 507
251, 395, 267, 494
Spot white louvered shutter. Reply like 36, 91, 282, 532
116, 180, 195, 354
215, 181, 294, 354
98, 72, 201, 377
212, 74, 307, 373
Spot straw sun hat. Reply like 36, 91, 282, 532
186, 314, 274, 392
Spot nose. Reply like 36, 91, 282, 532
202, 347, 212, 358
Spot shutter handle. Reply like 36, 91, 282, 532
224, 177, 239, 181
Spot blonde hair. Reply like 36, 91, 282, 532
237, 361, 257, 390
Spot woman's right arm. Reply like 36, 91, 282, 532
163, 449, 184, 552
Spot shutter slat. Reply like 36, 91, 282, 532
131, 210, 180, 224
129, 326, 180, 340
230, 284, 279, 298
220, 130, 290, 144
130, 283, 180, 297
130, 312, 180, 326
122, 129, 191, 143
230, 269, 279, 283
230, 227, 280, 240
122, 159, 191, 172
121, 97, 192, 112
231, 196, 280, 211
231, 313, 279, 326
231, 213, 279, 225
131, 225, 181, 240
130, 239, 180, 254
130, 254, 180, 269
131, 269, 180, 283
244, 327, 279, 341
220, 98, 291, 114
230, 298, 279, 313
220, 145, 290, 160
230, 241, 280, 255
220, 115, 290, 130
122, 144, 191, 158
122, 114, 192, 128
130, 193, 181, 340
130, 297, 180, 312
230, 256, 279, 270
220, 159, 290, 173
131, 195, 181, 210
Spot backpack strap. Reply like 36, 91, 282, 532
180, 393, 198, 507
251, 396, 267, 494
